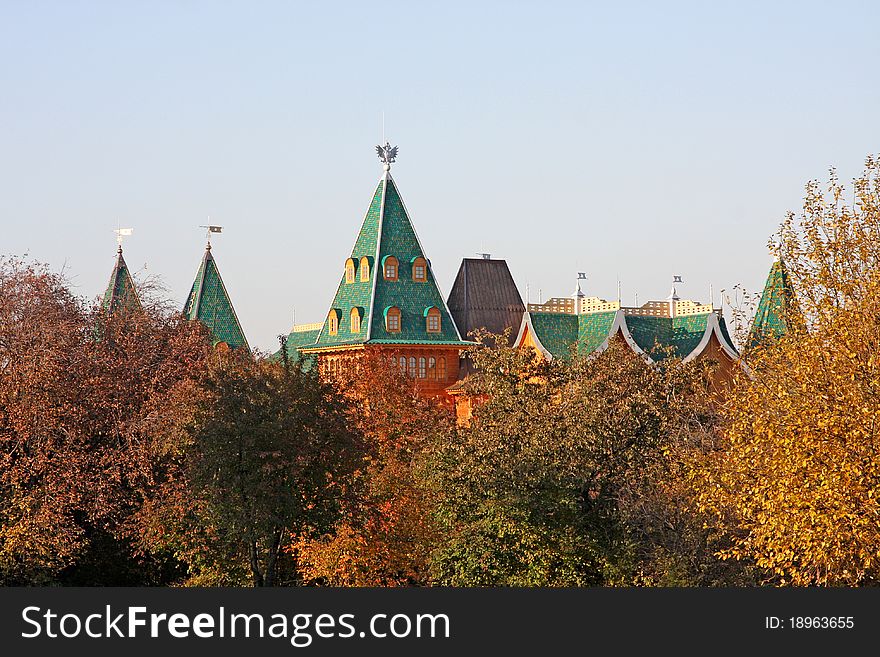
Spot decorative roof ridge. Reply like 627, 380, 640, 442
594, 310, 654, 363
364, 173, 388, 340
512, 311, 554, 361
188, 246, 212, 320
681, 312, 738, 363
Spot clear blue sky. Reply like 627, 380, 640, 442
2, 1, 878, 351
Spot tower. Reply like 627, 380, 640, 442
748, 256, 794, 349
102, 229, 140, 314
298, 144, 470, 395
183, 232, 249, 350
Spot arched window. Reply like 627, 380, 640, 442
411, 256, 428, 282
418, 357, 426, 379
350, 307, 361, 333
425, 306, 442, 333
398, 356, 406, 372
345, 258, 356, 284
438, 357, 447, 381
408, 356, 417, 378
385, 306, 401, 333
359, 256, 371, 282
428, 356, 436, 380
328, 309, 340, 336
383, 256, 399, 281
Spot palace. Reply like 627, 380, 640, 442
101, 145, 793, 407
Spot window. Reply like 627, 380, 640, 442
426, 307, 441, 333
328, 310, 340, 336
418, 357, 426, 379
438, 357, 446, 381
345, 259, 356, 284
412, 256, 428, 282
399, 356, 406, 371
350, 307, 361, 333
428, 357, 436, 380
383, 256, 399, 281
408, 357, 417, 378
359, 256, 370, 282
385, 306, 401, 332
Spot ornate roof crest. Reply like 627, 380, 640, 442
376, 142, 398, 171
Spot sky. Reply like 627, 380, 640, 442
2, 0, 878, 351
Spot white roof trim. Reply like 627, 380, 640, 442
594, 310, 654, 364
364, 172, 388, 340
682, 312, 739, 363
512, 312, 554, 361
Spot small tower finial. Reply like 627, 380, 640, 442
376, 142, 398, 172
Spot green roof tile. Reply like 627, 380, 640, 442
101, 248, 140, 314
183, 246, 249, 350
308, 172, 467, 351
577, 310, 617, 354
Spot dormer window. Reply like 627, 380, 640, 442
385, 305, 401, 332
350, 307, 362, 333
345, 258, 356, 284
412, 256, 428, 282
328, 309, 341, 336
383, 256, 399, 281
359, 256, 371, 282
425, 306, 442, 333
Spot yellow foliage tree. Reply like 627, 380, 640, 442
699, 156, 880, 585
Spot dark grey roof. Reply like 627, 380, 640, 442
447, 258, 525, 345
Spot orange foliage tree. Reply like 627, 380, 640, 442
293, 353, 452, 586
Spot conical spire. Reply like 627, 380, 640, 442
102, 245, 140, 314
184, 244, 249, 350
307, 146, 467, 350
748, 257, 794, 349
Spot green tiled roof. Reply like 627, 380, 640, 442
183, 246, 249, 350
527, 309, 730, 363
307, 172, 468, 351
748, 258, 792, 349
101, 248, 140, 314
626, 314, 709, 359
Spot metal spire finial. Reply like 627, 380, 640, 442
376, 142, 398, 172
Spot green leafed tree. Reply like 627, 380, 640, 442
137, 352, 364, 586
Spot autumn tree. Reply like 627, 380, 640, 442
0, 258, 209, 584
294, 352, 452, 586
137, 351, 363, 586
427, 334, 739, 586
699, 156, 880, 585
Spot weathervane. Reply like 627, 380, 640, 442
376, 142, 398, 171
199, 222, 223, 249
113, 227, 133, 253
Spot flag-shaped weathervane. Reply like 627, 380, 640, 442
114, 227, 133, 248
199, 224, 223, 247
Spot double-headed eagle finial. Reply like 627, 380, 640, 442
376, 142, 398, 171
